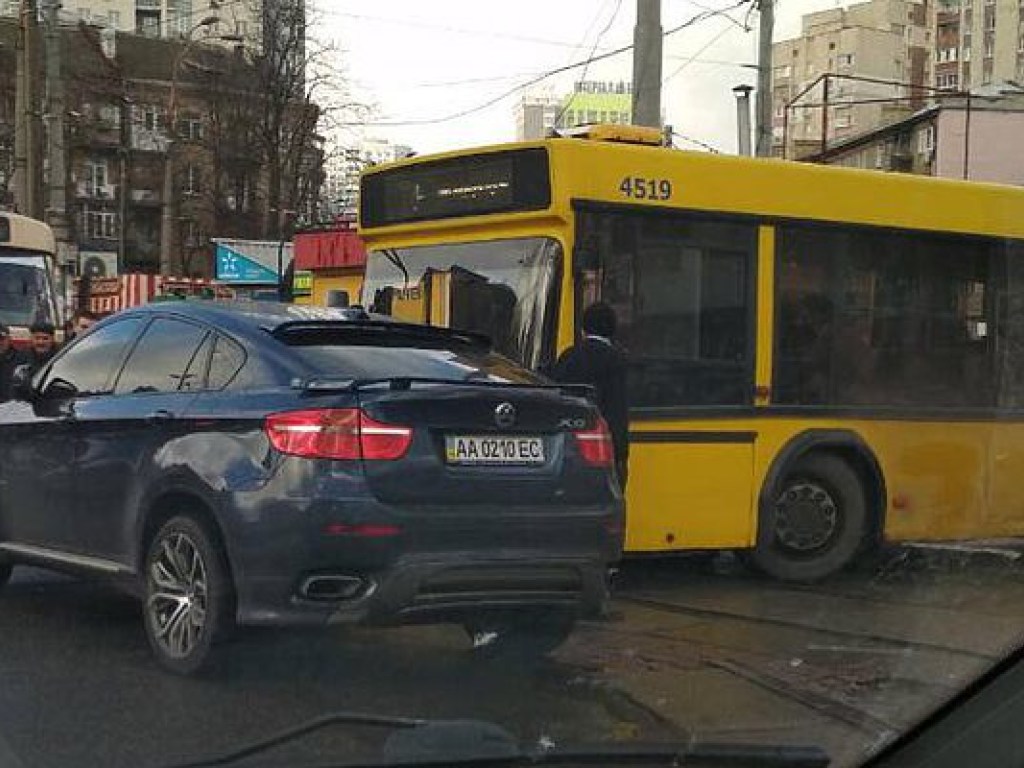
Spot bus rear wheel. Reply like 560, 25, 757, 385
751, 453, 870, 583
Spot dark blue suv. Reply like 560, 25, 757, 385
0, 302, 622, 674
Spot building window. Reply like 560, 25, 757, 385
834, 108, 853, 128
183, 220, 204, 248
918, 125, 936, 153
179, 117, 203, 142
86, 160, 109, 197
984, 34, 995, 57
84, 209, 117, 240
183, 164, 201, 196
141, 105, 160, 131
838, 53, 855, 66
985, 10, 996, 30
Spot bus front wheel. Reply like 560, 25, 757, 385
751, 453, 870, 583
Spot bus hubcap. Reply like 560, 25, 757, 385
774, 482, 839, 552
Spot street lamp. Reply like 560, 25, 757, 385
159, 15, 221, 277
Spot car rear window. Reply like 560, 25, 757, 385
284, 332, 543, 384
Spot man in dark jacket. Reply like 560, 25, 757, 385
551, 302, 630, 487
24, 321, 57, 377
0, 325, 26, 402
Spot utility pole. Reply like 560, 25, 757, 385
14, 0, 42, 217
754, 0, 774, 157
42, 0, 73, 285
631, 0, 662, 128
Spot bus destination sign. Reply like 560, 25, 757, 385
360, 148, 551, 228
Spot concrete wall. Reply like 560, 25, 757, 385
936, 108, 1024, 184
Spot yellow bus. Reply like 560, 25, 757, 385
0, 211, 62, 347
357, 124, 1024, 582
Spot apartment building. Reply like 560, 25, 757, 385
933, 0, 1024, 90
772, 0, 930, 156
0, 0, 260, 43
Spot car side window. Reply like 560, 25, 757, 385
40, 318, 145, 397
179, 332, 213, 392
207, 335, 246, 390
114, 318, 209, 395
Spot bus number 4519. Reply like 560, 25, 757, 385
619, 177, 673, 201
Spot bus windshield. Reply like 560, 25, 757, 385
0, 252, 58, 328
362, 237, 561, 369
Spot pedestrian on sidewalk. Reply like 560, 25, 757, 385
551, 302, 630, 488
0, 325, 25, 402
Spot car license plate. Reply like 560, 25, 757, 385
445, 435, 545, 465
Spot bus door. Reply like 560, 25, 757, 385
574, 207, 760, 551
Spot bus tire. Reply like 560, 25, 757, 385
752, 453, 870, 583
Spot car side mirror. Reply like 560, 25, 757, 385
11, 365, 34, 401
40, 377, 78, 401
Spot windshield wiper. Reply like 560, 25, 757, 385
162, 711, 829, 768
381, 248, 411, 289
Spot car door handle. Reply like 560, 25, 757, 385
147, 409, 175, 424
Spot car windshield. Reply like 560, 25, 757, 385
362, 238, 562, 370
0, 254, 57, 328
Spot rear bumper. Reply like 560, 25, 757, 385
236, 554, 612, 627
223, 490, 623, 628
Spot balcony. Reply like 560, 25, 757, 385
130, 189, 161, 206
76, 182, 118, 201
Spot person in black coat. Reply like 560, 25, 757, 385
0, 325, 26, 402
551, 302, 629, 487
24, 321, 57, 378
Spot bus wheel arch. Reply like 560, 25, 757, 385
751, 430, 886, 582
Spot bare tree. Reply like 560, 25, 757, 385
204, 0, 369, 239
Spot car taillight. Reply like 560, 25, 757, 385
265, 409, 412, 461
574, 418, 614, 467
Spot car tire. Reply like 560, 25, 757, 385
142, 515, 235, 675
751, 453, 870, 583
463, 609, 576, 661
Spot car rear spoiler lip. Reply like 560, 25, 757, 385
290, 376, 595, 399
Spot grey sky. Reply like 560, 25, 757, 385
314, 0, 837, 155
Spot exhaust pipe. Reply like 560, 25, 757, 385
300, 574, 367, 601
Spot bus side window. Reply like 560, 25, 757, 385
575, 210, 757, 409
775, 225, 1003, 410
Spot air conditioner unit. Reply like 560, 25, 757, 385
79, 251, 119, 278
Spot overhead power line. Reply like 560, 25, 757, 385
553, 0, 625, 128
339, 0, 752, 128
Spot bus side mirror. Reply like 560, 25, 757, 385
11, 365, 34, 401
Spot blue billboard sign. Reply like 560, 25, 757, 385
215, 242, 280, 284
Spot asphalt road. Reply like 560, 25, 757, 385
4, 546, 1024, 768
0, 568, 675, 768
